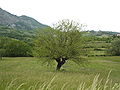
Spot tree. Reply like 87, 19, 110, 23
0, 37, 8, 59
34, 20, 87, 70
0, 49, 5, 60
5, 39, 31, 57
0, 37, 31, 57
109, 38, 120, 56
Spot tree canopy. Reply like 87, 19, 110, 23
0, 37, 31, 58
34, 20, 87, 70
109, 38, 120, 56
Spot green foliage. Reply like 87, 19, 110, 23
0, 25, 36, 43
0, 49, 5, 59
109, 38, 120, 56
5, 40, 31, 57
34, 28, 85, 59
34, 20, 88, 70
14, 21, 32, 30
0, 37, 10, 59
0, 37, 32, 57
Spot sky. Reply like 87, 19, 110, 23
0, 0, 120, 32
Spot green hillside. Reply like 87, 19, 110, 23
0, 8, 48, 30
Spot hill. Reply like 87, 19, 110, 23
84, 30, 118, 37
0, 8, 47, 30
0, 26, 36, 42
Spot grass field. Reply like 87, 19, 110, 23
0, 56, 120, 90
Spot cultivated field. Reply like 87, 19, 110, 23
0, 57, 120, 90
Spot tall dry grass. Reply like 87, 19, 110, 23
3, 71, 120, 90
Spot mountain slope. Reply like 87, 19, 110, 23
0, 8, 48, 30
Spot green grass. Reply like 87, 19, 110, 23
0, 56, 120, 90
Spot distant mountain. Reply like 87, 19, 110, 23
0, 8, 48, 30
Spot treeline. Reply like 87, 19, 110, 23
0, 26, 35, 58
0, 25, 48, 58
85, 30, 118, 36
0, 25, 120, 59
0, 37, 32, 58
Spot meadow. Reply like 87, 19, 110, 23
0, 56, 120, 90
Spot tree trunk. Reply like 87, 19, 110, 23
55, 58, 66, 70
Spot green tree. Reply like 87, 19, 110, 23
0, 37, 9, 59
5, 39, 31, 57
0, 49, 5, 60
0, 37, 31, 57
34, 20, 87, 70
109, 39, 120, 56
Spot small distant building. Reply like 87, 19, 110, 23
117, 33, 120, 36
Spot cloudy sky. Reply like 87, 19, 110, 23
0, 0, 120, 32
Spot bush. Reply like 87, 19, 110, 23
0, 37, 32, 57
109, 39, 120, 56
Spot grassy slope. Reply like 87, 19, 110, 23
0, 56, 120, 90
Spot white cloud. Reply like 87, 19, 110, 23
0, 0, 120, 32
